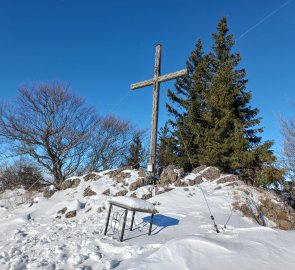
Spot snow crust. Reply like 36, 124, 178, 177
0, 169, 294, 270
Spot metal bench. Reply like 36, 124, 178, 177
104, 197, 158, 242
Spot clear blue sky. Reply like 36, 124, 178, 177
0, 0, 294, 156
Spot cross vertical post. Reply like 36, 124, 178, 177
130, 44, 187, 178
148, 44, 162, 177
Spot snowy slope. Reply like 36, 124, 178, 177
0, 169, 295, 270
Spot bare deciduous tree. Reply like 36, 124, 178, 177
87, 115, 136, 171
0, 158, 44, 192
281, 105, 295, 182
0, 83, 98, 183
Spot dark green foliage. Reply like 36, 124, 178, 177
123, 132, 146, 169
163, 16, 283, 184
163, 40, 208, 171
158, 123, 178, 168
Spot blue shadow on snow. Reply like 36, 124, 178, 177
142, 214, 179, 227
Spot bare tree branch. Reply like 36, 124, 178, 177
0, 83, 98, 183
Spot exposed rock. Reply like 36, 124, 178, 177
97, 206, 105, 213
216, 175, 238, 184
174, 179, 188, 187
259, 197, 295, 230
55, 216, 61, 219
114, 188, 128, 197
278, 220, 292, 230
192, 165, 207, 174
142, 193, 152, 200
200, 167, 220, 181
57, 207, 67, 215
106, 169, 131, 183
102, 188, 110, 196
214, 186, 222, 190
65, 210, 77, 218
178, 168, 186, 178
43, 188, 56, 199
129, 178, 145, 191
83, 186, 97, 197
189, 175, 203, 186
59, 178, 81, 190
137, 169, 146, 178
84, 173, 101, 181
225, 182, 240, 188
159, 165, 179, 185
130, 192, 137, 198
233, 187, 295, 230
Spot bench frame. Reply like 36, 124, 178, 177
104, 201, 156, 242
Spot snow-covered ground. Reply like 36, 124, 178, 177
0, 170, 294, 270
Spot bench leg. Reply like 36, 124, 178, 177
104, 204, 113, 235
130, 210, 135, 231
148, 213, 154, 236
120, 209, 128, 242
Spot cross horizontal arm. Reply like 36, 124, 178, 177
130, 78, 154, 90
130, 68, 188, 90
157, 69, 187, 84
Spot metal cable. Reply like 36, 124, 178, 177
172, 112, 220, 233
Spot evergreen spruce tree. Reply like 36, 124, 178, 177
123, 133, 145, 169
164, 16, 283, 185
157, 123, 178, 167
198, 16, 281, 184
164, 39, 209, 170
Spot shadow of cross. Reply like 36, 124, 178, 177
130, 44, 187, 177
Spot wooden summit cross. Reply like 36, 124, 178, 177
130, 44, 187, 177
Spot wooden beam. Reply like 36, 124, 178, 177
158, 69, 187, 83
130, 69, 187, 90
130, 78, 154, 90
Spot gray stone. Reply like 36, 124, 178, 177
59, 178, 81, 190
97, 206, 105, 213
114, 188, 128, 197
200, 167, 220, 181
83, 186, 97, 197
192, 165, 207, 174
129, 178, 145, 191
216, 175, 238, 184
43, 188, 56, 199
57, 207, 67, 214
102, 188, 110, 196
65, 210, 76, 218
142, 193, 152, 200
84, 173, 101, 181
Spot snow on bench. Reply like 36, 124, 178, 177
109, 196, 158, 214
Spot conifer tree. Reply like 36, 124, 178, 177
157, 123, 178, 167
198, 17, 281, 184
164, 16, 283, 185
164, 40, 209, 170
123, 133, 145, 169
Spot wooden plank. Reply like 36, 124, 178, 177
148, 44, 162, 177
158, 69, 187, 83
130, 68, 187, 90
130, 78, 154, 90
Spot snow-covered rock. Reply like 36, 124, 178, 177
0, 167, 294, 269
